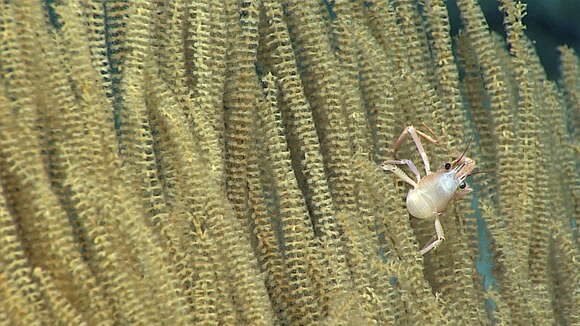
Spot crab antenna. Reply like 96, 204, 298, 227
453, 137, 473, 166
467, 170, 487, 177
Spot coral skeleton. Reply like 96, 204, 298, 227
0, 0, 577, 325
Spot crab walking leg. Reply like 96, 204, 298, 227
406, 127, 431, 174
419, 216, 446, 255
391, 126, 439, 175
415, 129, 440, 145
420, 122, 439, 140
379, 163, 417, 188
382, 159, 421, 182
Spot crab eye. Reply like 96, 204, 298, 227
459, 182, 466, 189
444, 162, 451, 170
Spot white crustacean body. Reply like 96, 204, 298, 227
380, 125, 477, 255
406, 171, 463, 220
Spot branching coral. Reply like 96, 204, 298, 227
0, 0, 578, 325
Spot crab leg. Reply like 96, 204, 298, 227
419, 216, 446, 255
379, 163, 417, 188
391, 126, 439, 175
382, 159, 421, 182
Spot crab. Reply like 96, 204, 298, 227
380, 126, 476, 255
